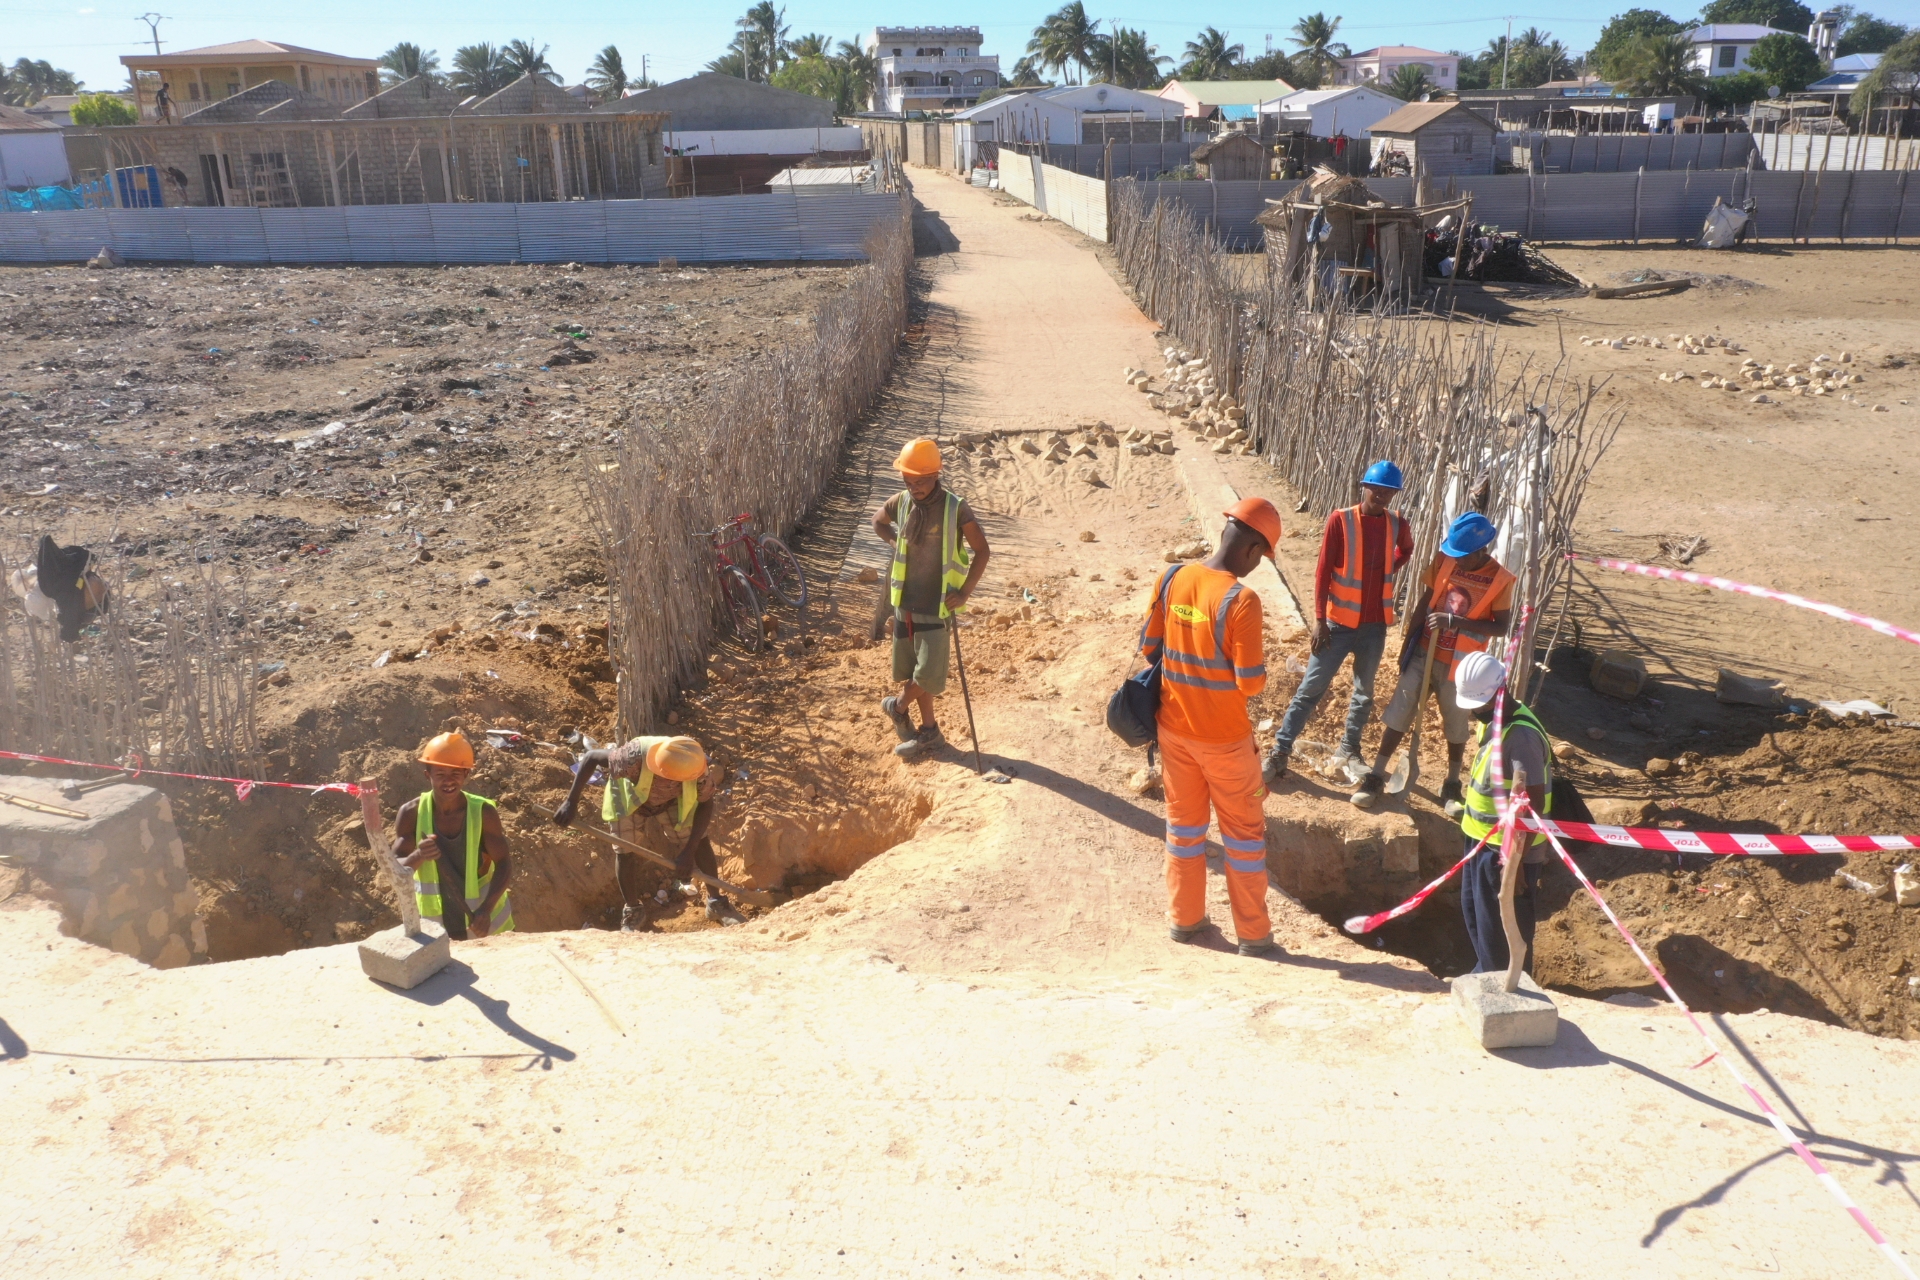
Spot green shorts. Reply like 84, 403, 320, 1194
891, 614, 950, 696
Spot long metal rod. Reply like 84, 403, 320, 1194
949, 620, 987, 776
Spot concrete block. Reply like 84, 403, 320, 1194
1452, 972, 1559, 1049
358, 922, 451, 990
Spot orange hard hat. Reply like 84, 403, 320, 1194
418, 731, 476, 770
1223, 497, 1282, 559
895, 437, 942, 476
645, 736, 708, 782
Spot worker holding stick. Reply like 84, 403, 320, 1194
551, 734, 742, 930
1449, 653, 1554, 975
394, 732, 515, 941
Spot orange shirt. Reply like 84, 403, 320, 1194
1423, 555, 1515, 675
1139, 563, 1267, 743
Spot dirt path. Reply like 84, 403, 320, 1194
4, 174, 1918, 1278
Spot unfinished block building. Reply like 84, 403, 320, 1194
88, 74, 670, 208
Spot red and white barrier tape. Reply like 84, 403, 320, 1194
1523, 815, 1916, 857
1536, 815, 1917, 1278
1571, 554, 1920, 649
1343, 838, 1484, 936
0, 748, 360, 804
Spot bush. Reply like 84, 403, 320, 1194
1703, 70, 1769, 109
1745, 33, 1823, 93
70, 93, 136, 126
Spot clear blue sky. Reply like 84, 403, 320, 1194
5, 2, 1913, 94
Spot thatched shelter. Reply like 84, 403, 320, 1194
1255, 167, 1469, 308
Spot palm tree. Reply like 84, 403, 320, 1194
1180, 27, 1244, 81
586, 46, 627, 98
1091, 26, 1172, 89
1290, 13, 1347, 85
1612, 32, 1707, 97
2, 57, 80, 106
1385, 63, 1436, 100
790, 32, 831, 59
835, 39, 878, 109
500, 39, 555, 82
736, 3, 791, 82
1028, 2, 1100, 85
707, 49, 750, 78
450, 44, 511, 97
378, 43, 441, 88
1008, 56, 1047, 87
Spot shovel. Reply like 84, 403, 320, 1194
1385, 627, 1438, 796
949, 619, 1013, 783
533, 804, 778, 909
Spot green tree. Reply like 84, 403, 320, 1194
770, 55, 861, 114
1007, 56, 1048, 87
1592, 9, 1684, 74
1611, 32, 1708, 96
586, 46, 627, 98
835, 39, 878, 107
1234, 50, 1296, 82
1698, 0, 1815, 32
1510, 33, 1576, 86
1180, 27, 1245, 80
1850, 29, 1920, 110
69, 91, 135, 125
1090, 26, 1173, 88
378, 43, 440, 88
1289, 13, 1348, 86
1028, 3, 1101, 85
1702, 69, 1770, 106
707, 49, 749, 78
450, 44, 512, 97
734, 3, 792, 82
1837, 12, 1910, 56
1745, 32, 1822, 90
790, 33, 831, 59
1, 57, 81, 106
1384, 62, 1436, 100
500, 39, 555, 82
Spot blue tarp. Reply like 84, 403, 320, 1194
4, 179, 112, 213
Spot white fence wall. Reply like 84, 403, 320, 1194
999, 156, 1110, 241
1755, 133, 1920, 172
663, 126, 866, 156
0, 192, 903, 264
1498, 130, 1757, 173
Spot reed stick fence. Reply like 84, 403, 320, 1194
1115, 182, 1621, 700
585, 195, 913, 735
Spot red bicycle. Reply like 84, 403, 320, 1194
706, 513, 807, 652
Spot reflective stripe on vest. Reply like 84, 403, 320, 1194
1325, 506, 1405, 629
1458, 705, 1553, 847
413, 791, 515, 934
601, 736, 699, 831
889, 489, 971, 620
1160, 566, 1256, 693
1429, 555, 1516, 677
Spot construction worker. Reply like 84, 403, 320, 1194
394, 732, 515, 940
551, 734, 740, 930
871, 437, 991, 758
1351, 511, 1514, 812
1450, 652, 1553, 975
1264, 460, 1413, 785
1139, 498, 1281, 957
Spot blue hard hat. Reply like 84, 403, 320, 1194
1361, 459, 1404, 491
1440, 512, 1498, 559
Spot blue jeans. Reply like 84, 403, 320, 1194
1460, 833, 1542, 975
1272, 621, 1386, 759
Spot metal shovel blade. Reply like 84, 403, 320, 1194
1384, 739, 1420, 796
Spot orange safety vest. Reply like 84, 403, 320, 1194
1148, 563, 1266, 742
1428, 555, 1516, 676
1325, 506, 1408, 629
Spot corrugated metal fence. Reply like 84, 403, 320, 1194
0, 192, 905, 265
998, 155, 1111, 242
1498, 130, 1757, 173
999, 167, 1919, 247
1755, 133, 1920, 172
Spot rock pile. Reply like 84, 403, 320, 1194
1125, 347, 1258, 457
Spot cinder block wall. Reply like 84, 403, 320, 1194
0, 777, 206, 968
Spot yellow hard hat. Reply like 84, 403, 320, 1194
646, 736, 708, 782
895, 437, 942, 476
418, 731, 476, 770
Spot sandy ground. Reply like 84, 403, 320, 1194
4, 172, 1919, 1277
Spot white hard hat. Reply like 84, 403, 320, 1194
1453, 651, 1507, 709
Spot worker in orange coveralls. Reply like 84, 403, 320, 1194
1137, 498, 1281, 957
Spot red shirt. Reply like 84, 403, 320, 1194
1314, 508, 1414, 626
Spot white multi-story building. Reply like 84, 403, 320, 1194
1333, 46, 1459, 91
868, 26, 1000, 115
1685, 24, 1787, 77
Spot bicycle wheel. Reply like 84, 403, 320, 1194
719, 566, 765, 653
757, 535, 809, 611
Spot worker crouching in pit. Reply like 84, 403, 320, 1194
551, 734, 743, 931
394, 732, 516, 940
872, 437, 991, 759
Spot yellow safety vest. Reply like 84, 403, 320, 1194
1459, 704, 1553, 848
889, 488, 971, 620
601, 735, 700, 831
413, 792, 514, 934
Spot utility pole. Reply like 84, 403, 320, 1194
1501, 15, 1514, 90
138, 12, 167, 56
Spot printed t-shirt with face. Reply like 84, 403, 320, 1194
885, 489, 977, 617
1434, 558, 1515, 674
605, 738, 720, 811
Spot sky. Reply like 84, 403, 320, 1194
5, 1, 1917, 94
